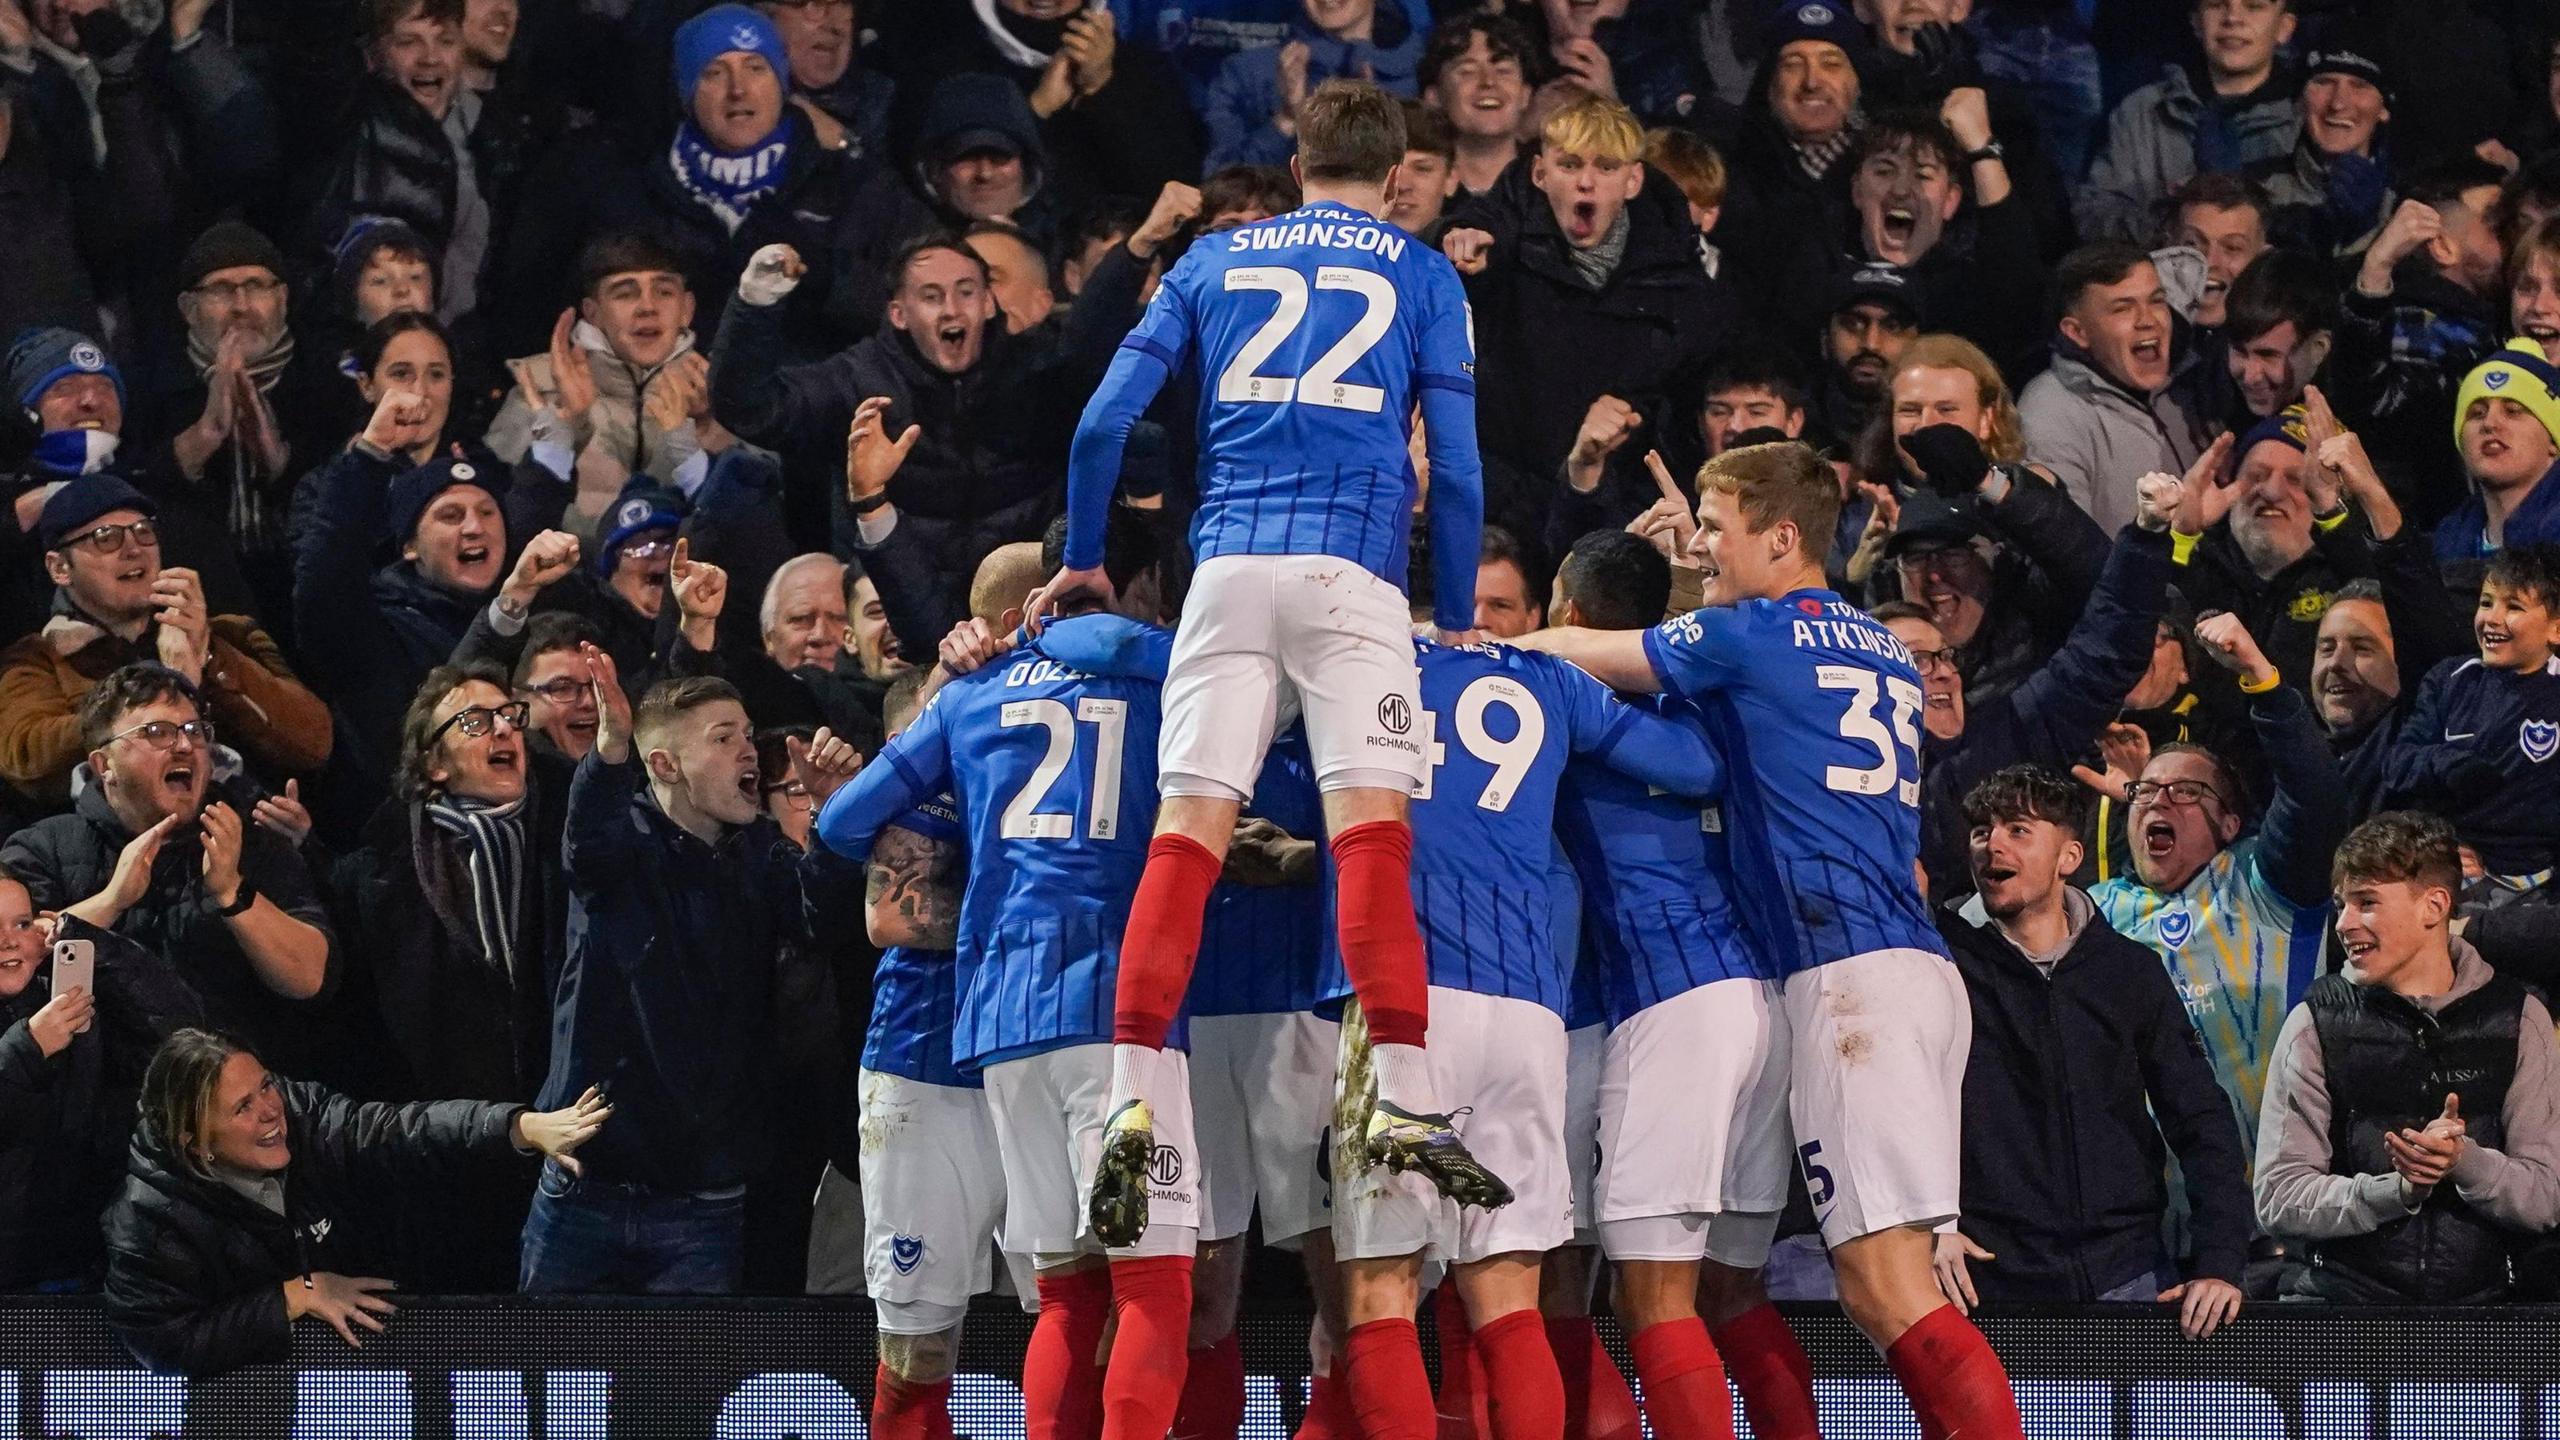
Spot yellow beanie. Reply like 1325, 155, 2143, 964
2453, 339, 2560, 453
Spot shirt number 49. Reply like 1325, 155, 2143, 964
1817, 665, 1922, 808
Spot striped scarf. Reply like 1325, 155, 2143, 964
185, 329, 298, 554
423, 793, 529, 979
1791, 112, 1863, 182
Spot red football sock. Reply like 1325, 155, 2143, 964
1346, 1317, 1439, 1440
1473, 1311, 1567, 1440
1028, 1268, 1112, 1440
1114, 834, 1225, 1048
1296, 1371, 1355, 1440
1431, 1286, 1488, 1440
1884, 1305, 2023, 1440
873, 1364, 951, 1440
1708, 1304, 1820, 1440
1102, 1256, 1197, 1440
1332, 821, 1429, 1048
1173, 1332, 1247, 1440
1544, 1315, 1642, 1440
1629, 1319, 1736, 1440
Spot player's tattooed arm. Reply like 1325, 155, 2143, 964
865, 826, 964, 950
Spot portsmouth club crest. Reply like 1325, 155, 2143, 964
890, 1234, 924, 1274
2159, 908, 2193, 948
2522, 718, 2559, 765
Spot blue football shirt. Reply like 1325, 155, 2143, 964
1640, 591, 1941, 977
1555, 697, 1764, 1026
1192, 734, 1329, 1018
1318, 640, 1721, 1016
1063, 200, 1486, 631
815, 621, 1171, 1069
859, 795, 977, 1090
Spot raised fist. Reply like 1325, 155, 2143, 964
739, 244, 806, 307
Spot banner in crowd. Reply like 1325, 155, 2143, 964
6, 1297, 2559, 1437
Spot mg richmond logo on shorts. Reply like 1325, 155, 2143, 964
1148, 1144, 1184, 1187
1377, 694, 1412, 735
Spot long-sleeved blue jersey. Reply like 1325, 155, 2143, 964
859, 795, 975, 1090
2382, 654, 2560, 877
1193, 735, 1330, 1017
1555, 696, 1764, 1026
1063, 199, 1484, 632
1641, 591, 1941, 977
814, 619, 1170, 1070
1325, 640, 1720, 1015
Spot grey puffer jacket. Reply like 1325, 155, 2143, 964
2076, 64, 2299, 243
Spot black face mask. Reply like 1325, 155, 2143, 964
996, 10, 1069, 56
71, 7, 139, 58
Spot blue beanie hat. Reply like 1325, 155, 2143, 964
6, 326, 125, 417
36, 474, 156, 551
673, 5, 790, 103
386, 455, 509, 547
1763, 0, 1867, 60
595, 477, 687, 576
2238, 403, 2310, 459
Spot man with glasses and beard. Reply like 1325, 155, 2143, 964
2089, 610, 2351, 1172
1, 665, 336, 1074
0, 475, 329, 811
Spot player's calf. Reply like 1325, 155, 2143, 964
1835, 1226, 2024, 1440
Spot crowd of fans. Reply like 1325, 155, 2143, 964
2, 0, 2559, 1381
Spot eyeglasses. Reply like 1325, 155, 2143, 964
110, 718, 216, 750
763, 780, 812, 810
619, 539, 675, 562
54, 519, 160, 555
1895, 547, 1986, 576
2124, 779, 2228, 811
189, 277, 284, 305
1907, 646, 1960, 674
520, 677, 590, 704
427, 700, 530, 744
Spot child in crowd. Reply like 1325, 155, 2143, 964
2382, 545, 2560, 901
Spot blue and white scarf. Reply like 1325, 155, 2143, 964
424, 792, 529, 979
669, 120, 793, 234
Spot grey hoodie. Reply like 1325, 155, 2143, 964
2254, 942, 2560, 1242
2016, 343, 2214, 536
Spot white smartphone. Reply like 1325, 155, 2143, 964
50, 939, 95, 999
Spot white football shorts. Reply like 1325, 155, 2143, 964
1593, 977, 1793, 1264
1192, 1011, 1339, 1245
1565, 1022, 1603, 1249
1782, 948, 1969, 1248
1157, 554, 1427, 801
855, 1069, 1008, 1330
982, 1043, 1201, 1264
1334, 987, 1573, 1265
